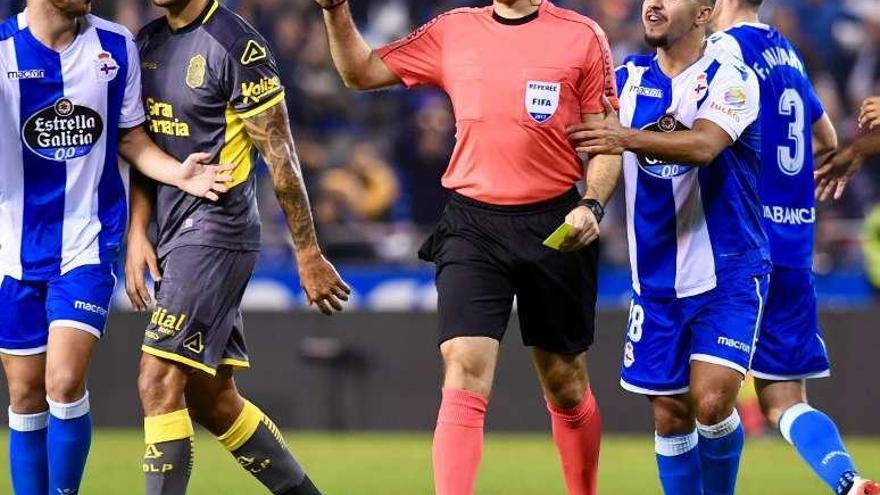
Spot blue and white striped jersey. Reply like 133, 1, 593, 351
0, 12, 144, 281
707, 23, 825, 269
617, 52, 770, 299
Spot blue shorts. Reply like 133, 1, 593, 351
750, 266, 831, 381
620, 274, 769, 395
0, 264, 116, 355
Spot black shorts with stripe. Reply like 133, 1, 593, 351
419, 188, 599, 355
142, 245, 257, 375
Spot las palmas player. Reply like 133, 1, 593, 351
0, 0, 231, 494
314, 0, 623, 493
569, 0, 769, 493
125, 0, 350, 494
708, 1, 880, 494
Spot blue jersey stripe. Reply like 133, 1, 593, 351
0, 15, 19, 40
95, 28, 128, 266
631, 79, 678, 296
16, 30, 66, 279
696, 60, 721, 109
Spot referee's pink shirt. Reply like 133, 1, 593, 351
376, 1, 619, 205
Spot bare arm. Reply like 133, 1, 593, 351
558, 113, 623, 252
118, 126, 232, 199
812, 112, 838, 168
318, 1, 400, 90
242, 102, 351, 314
124, 170, 161, 311
569, 110, 734, 167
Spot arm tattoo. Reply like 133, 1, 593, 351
242, 102, 319, 252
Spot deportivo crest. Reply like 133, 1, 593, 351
525, 80, 560, 123
692, 73, 709, 102
94, 52, 119, 82
636, 114, 693, 179
186, 54, 207, 89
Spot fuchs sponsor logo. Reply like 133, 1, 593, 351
717, 336, 751, 353
22, 98, 103, 162
74, 300, 108, 316
7, 69, 45, 80
636, 114, 693, 179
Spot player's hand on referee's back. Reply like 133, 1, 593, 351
567, 96, 629, 156
559, 206, 600, 252
298, 251, 352, 315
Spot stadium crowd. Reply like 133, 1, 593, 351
2, 0, 878, 275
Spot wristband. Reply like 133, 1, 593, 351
577, 198, 605, 224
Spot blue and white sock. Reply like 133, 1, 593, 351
697, 409, 745, 495
8, 407, 49, 495
48, 392, 93, 495
656, 430, 702, 495
779, 403, 859, 495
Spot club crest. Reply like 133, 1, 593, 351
94, 52, 119, 82
186, 54, 207, 90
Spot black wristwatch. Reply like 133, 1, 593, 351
577, 198, 605, 224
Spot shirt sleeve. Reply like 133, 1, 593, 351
222, 36, 286, 119
695, 62, 760, 141
120, 37, 146, 129
578, 25, 619, 114
375, 16, 445, 89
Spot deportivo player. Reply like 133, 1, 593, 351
0, 0, 232, 494
708, 1, 880, 494
568, 0, 767, 493
315, 0, 621, 493
125, 1, 349, 494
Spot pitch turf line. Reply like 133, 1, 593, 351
1, 431, 878, 494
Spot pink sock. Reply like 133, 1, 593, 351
432, 388, 488, 495
547, 386, 602, 495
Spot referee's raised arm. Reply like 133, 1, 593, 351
315, 0, 401, 90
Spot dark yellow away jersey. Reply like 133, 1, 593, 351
137, 1, 285, 256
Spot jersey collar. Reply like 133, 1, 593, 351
492, 1, 544, 26
167, 0, 218, 35
732, 21, 771, 30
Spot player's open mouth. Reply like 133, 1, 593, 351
645, 11, 666, 26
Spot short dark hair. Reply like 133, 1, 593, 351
744, 0, 765, 7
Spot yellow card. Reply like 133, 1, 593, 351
543, 223, 574, 250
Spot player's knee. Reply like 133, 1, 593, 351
540, 363, 588, 410
138, 358, 186, 412
652, 397, 695, 436
188, 394, 244, 435
45, 367, 86, 404
441, 340, 496, 396
7, 381, 47, 413
695, 391, 736, 426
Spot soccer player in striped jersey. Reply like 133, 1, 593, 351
708, 1, 880, 494
0, 1, 231, 494
569, 0, 768, 493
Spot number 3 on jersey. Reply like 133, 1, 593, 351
777, 88, 805, 176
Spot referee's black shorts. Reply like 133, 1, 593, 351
419, 188, 599, 355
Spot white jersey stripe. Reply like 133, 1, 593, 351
0, 36, 23, 279
672, 171, 716, 297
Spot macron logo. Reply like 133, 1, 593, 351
717, 336, 750, 354
74, 300, 107, 317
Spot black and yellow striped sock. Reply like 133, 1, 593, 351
216, 400, 320, 495
144, 409, 195, 495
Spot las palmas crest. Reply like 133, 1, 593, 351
186, 54, 207, 89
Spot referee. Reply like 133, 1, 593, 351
315, 1, 621, 494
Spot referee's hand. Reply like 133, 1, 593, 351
298, 251, 352, 315
559, 206, 600, 252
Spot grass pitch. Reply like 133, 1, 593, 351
1, 431, 878, 494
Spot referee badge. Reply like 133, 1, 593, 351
525, 80, 560, 123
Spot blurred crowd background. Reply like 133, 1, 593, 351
2, 0, 879, 307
